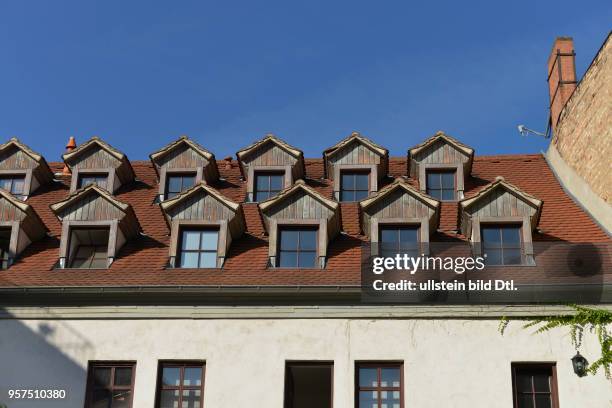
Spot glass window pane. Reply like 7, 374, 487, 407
341, 173, 355, 189
182, 176, 195, 189
533, 372, 551, 392
502, 227, 521, 244
279, 251, 297, 268
340, 191, 355, 202
381, 368, 401, 387
484, 249, 502, 265
359, 368, 378, 387
503, 249, 522, 265
183, 367, 203, 386
182, 231, 200, 250
269, 175, 283, 191
299, 230, 317, 251
427, 173, 441, 188
91, 389, 111, 408
93, 367, 111, 387
11, 178, 25, 194
482, 227, 501, 244
354, 190, 369, 201
427, 189, 442, 200
359, 391, 378, 408
168, 176, 182, 193
110, 390, 131, 408
441, 172, 455, 188
441, 189, 455, 200
298, 251, 316, 268
355, 174, 369, 190
181, 389, 201, 408
162, 367, 181, 386
0, 179, 10, 190
380, 229, 398, 244
114, 367, 132, 386
534, 394, 551, 408
199, 252, 217, 268
515, 373, 532, 392
180, 252, 199, 268
399, 228, 418, 244
517, 393, 534, 408
280, 230, 299, 250
159, 389, 181, 408
256, 175, 269, 190
199, 231, 218, 250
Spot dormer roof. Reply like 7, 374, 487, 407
408, 131, 474, 158
150, 136, 216, 169
0, 137, 54, 183
360, 177, 440, 211
0, 188, 47, 238
237, 134, 303, 162
323, 131, 388, 159
62, 136, 135, 182
258, 179, 338, 214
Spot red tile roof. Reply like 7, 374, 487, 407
0, 154, 608, 288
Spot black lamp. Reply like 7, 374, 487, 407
571, 351, 588, 377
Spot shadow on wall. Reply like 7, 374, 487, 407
0, 310, 92, 408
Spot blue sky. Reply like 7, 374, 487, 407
1, 1, 610, 162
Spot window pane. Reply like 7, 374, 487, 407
381, 367, 401, 387
427, 189, 442, 200
340, 191, 355, 201
199, 231, 218, 251
183, 367, 203, 386
0, 179, 11, 191
168, 176, 182, 193
299, 230, 317, 251
502, 227, 521, 244
482, 227, 501, 245
359, 368, 378, 387
484, 249, 502, 265
269, 175, 283, 191
182, 231, 200, 250
427, 173, 441, 188
533, 372, 551, 392
380, 229, 398, 244
441, 172, 455, 188
162, 367, 181, 386
181, 389, 201, 408
534, 394, 552, 408
93, 367, 111, 387
280, 230, 299, 250
504, 249, 522, 265
114, 367, 132, 386
355, 174, 369, 190
279, 251, 297, 268
399, 228, 418, 244
180, 252, 199, 268
359, 391, 378, 408
298, 251, 316, 268
111, 390, 131, 408
159, 389, 181, 408
441, 189, 455, 200
517, 393, 534, 408
91, 389, 111, 408
182, 176, 195, 190
354, 190, 369, 201
11, 178, 25, 194
199, 252, 217, 268
341, 173, 355, 189
515, 373, 532, 392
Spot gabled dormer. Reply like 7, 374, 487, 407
460, 177, 543, 266
50, 184, 141, 269
323, 132, 388, 202
0, 188, 47, 268
62, 136, 135, 194
0, 138, 54, 200
236, 134, 304, 202
360, 178, 440, 255
160, 183, 245, 268
258, 180, 340, 268
150, 136, 219, 201
408, 131, 474, 200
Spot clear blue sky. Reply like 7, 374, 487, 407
1, 1, 610, 161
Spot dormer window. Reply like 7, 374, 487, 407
68, 228, 110, 269
77, 173, 109, 190
379, 226, 419, 258
0, 175, 26, 199
481, 224, 523, 265
426, 170, 456, 201
323, 132, 388, 202
150, 136, 219, 202
236, 134, 304, 202
278, 227, 317, 268
0, 138, 54, 200
178, 229, 219, 268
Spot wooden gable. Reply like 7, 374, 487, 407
408, 131, 474, 177
323, 132, 388, 180
150, 136, 219, 184
0, 138, 54, 196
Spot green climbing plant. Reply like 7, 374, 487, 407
499, 305, 612, 379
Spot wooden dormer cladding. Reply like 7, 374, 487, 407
459, 177, 543, 264
160, 183, 245, 268
408, 131, 474, 199
149, 136, 219, 201
62, 136, 135, 193
236, 134, 304, 202
0, 138, 54, 199
258, 180, 340, 268
50, 184, 141, 268
323, 132, 389, 200
0, 189, 47, 267
360, 178, 440, 253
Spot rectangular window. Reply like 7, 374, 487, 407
179, 229, 219, 268
166, 173, 196, 199
278, 228, 317, 268
379, 226, 419, 258
284, 362, 333, 408
78, 173, 109, 190
85, 361, 135, 408
512, 364, 558, 408
426, 170, 455, 200
0, 175, 26, 198
340, 171, 369, 202
356, 363, 402, 408
156, 362, 205, 408
482, 225, 522, 265
69, 228, 109, 269
0, 228, 10, 269
254, 172, 284, 201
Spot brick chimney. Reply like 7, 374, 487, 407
547, 37, 577, 132
62, 136, 77, 175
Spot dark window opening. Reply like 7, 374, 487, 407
512, 364, 557, 408
482, 225, 523, 265
69, 228, 109, 269
284, 362, 333, 408
278, 228, 317, 268
340, 171, 369, 202
379, 226, 419, 258
426, 170, 455, 201
0, 228, 10, 269
254, 172, 284, 201
156, 362, 205, 408
179, 229, 218, 268
356, 363, 402, 408
78, 173, 109, 190
166, 173, 196, 199
0, 175, 26, 199
85, 362, 135, 408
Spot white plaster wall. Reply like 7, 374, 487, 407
0, 318, 610, 407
